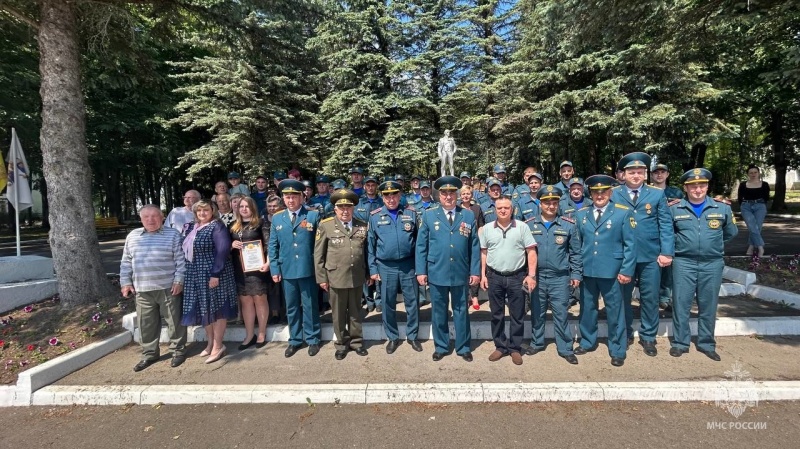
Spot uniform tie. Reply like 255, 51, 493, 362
447, 211, 454, 225
291, 212, 297, 224
595, 208, 603, 222
344, 223, 351, 233
631, 189, 639, 203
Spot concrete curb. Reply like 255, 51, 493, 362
747, 284, 800, 310
124, 315, 800, 344
719, 283, 746, 296
11, 332, 132, 406
27, 381, 800, 405
723, 266, 757, 289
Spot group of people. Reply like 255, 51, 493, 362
120, 152, 740, 372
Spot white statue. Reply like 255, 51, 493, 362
437, 129, 457, 176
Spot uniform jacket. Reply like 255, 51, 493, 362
526, 215, 582, 280
415, 205, 481, 286
267, 207, 320, 279
575, 202, 637, 279
314, 217, 368, 288
367, 206, 417, 274
354, 195, 384, 222
670, 197, 738, 259
611, 184, 675, 262
559, 195, 592, 217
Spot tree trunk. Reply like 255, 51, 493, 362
39, 0, 114, 307
769, 109, 787, 212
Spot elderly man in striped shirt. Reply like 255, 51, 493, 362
120, 205, 188, 372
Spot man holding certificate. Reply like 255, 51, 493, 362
314, 189, 371, 360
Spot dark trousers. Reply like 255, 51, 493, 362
531, 272, 573, 355
282, 277, 320, 346
486, 270, 526, 354
622, 261, 661, 342
330, 286, 363, 351
429, 283, 471, 355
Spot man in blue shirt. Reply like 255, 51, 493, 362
349, 167, 365, 196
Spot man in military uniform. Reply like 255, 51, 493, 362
368, 181, 424, 354
355, 176, 384, 312
611, 152, 674, 357
268, 179, 322, 357
554, 161, 575, 193
669, 168, 737, 361
349, 167, 365, 196
273, 171, 287, 189
559, 177, 591, 217
492, 163, 515, 197
512, 166, 538, 200
414, 179, 437, 306
416, 176, 481, 362
526, 186, 582, 364
406, 174, 423, 206
514, 173, 543, 221
308, 175, 331, 212
480, 178, 504, 223
574, 175, 636, 367
314, 189, 370, 360
651, 163, 684, 310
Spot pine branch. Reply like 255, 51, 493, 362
0, 1, 39, 31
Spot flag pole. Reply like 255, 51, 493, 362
12, 128, 21, 257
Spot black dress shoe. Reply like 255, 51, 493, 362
335, 349, 347, 360
170, 355, 186, 368
561, 354, 579, 365
255, 340, 267, 349
669, 347, 687, 358
386, 340, 400, 354
610, 357, 625, 367
133, 359, 157, 372
407, 340, 423, 352
699, 349, 721, 361
432, 352, 445, 361
308, 344, 320, 356
460, 352, 473, 362
627, 337, 634, 348
574, 346, 596, 356
284, 345, 302, 358
354, 347, 368, 356
639, 340, 657, 357
238, 335, 257, 351
524, 346, 543, 356
366, 303, 376, 313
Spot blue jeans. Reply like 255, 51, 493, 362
740, 201, 766, 247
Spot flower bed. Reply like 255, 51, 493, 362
0, 277, 129, 385
725, 254, 800, 294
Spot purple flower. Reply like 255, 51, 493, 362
23, 305, 33, 313
48, 337, 59, 346
81, 327, 90, 333
92, 313, 101, 322
19, 360, 28, 367
105, 318, 113, 325
68, 342, 77, 350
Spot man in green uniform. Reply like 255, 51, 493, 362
669, 168, 737, 361
314, 189, 371, 360
651, 163, 684, 310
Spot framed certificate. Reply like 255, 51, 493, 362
240, 240, 266, 272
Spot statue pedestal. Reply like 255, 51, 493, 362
0, 255, 58, 314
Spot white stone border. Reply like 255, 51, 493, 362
748, 284, 800, 310
27, 381, 800, 405
123, 313, 800, 343
11, 332, 132, 406
723, 266, 757, 289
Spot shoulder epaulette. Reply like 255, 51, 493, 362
405, 205, 416, 211
714, 196, 731, 205
649, 185, 663, 190
525, 217, 536, 223
427, 204, 440, 210
320, 217, 334, 223
612, 185, 622, 189
560, 216, 575, 224
577, 206, 591, 211
370, 207, 383, 215
274, 209, 287, 216
668, 199, 681, 206
614, 203, 629, 210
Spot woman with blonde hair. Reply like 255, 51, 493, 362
230, 197, 271, 349
181, 200, 237, 363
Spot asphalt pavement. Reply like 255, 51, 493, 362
0, 401, 795, 448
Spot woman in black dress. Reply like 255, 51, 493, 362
737, 165, 770, 257
229, 197, 271, 350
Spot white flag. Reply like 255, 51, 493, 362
7, 128, 32, 212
